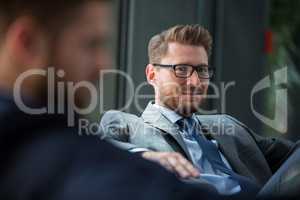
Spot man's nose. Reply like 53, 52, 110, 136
96, 51, 112, 70
187, 71, 201, 86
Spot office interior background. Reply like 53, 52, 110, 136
96, 0, 300, 141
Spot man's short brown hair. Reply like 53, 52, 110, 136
148, 24, 213, 63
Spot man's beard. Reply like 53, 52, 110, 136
160, 87, 206, 116
177, 96, 204, 116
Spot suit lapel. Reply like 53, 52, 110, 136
197, 116, 255, 178
214, 134, 259, 179
141, 102, 192, 160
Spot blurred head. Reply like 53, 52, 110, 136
0, 0, 112, 104
146, 25, 213, 116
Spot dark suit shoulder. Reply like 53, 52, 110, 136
1, 128, 219, 200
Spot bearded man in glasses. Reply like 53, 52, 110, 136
101, 24, 300, 199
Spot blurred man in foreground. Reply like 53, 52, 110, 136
0, 1, 220, 200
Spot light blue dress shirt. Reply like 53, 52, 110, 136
154, 104, 241, 195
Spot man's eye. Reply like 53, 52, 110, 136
177, 66, 188, 72
87, 41, 102, 50
85, 37, 110, 51
198, 68, 208, 73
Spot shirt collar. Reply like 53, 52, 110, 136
153, 103, 196, 124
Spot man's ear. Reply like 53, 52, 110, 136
6, 17, 48, 69
145, 64, 156, 86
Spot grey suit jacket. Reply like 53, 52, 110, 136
100, 102, 298, 187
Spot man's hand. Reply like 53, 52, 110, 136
142, 151, 200, 179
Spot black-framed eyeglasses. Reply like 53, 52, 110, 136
152, 63, 215, 79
